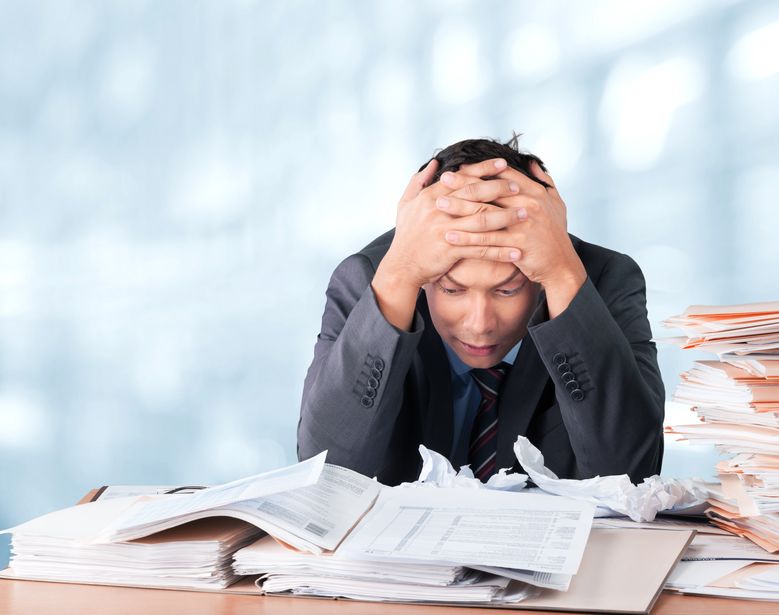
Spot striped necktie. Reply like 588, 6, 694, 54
468, 363, 510, 482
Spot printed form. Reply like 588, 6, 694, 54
340, 487, 594, 575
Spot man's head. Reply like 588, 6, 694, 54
421, 136, 545, 368
418, 135, 550, 188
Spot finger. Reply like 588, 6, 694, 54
435, 198, 502, 217
401, 158, 439, 202
453, 245, 522, 263
493, 161, 556, 192
447, 207, 526, 233
529, 159, 556, 190
445, 227, 514, 248
455, 157, 509, 178
445, 177, 520, 203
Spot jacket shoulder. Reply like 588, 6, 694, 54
356, 229, 394, 271
570, 234, 640, 284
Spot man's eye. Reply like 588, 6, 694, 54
439, 286, 462, 295
496, 288, 519, 297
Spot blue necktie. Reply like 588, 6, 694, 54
469, 363, 510, 482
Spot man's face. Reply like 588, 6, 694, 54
424, 260, 540, 369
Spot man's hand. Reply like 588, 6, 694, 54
372, 158, 524, 331
442, 161, 587, 318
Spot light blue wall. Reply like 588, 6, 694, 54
2, 0, 778, 567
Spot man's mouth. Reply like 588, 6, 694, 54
457, 340, 498, 357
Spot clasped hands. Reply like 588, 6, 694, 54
384, 157, 586, 291
373, 156, 588, 330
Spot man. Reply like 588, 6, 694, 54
298, 137, 665, 486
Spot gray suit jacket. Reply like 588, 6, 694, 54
298, 230, 665, 486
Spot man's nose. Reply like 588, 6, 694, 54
462, 295, 496, 338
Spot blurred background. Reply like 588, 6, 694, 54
1, 0, 778, 567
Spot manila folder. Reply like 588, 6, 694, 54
517, 528, 694, 614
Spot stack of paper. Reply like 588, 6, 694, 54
1, 452, 384, 590
1, 443, 696, 612
5, 498, 262, 589
661, 301, 779, 358
663, 301, 779, 555
666, 530, 779, 600
234, 485, 596, 603
235, 535, 533, 603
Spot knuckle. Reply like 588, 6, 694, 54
478, 211, 488, 230
479, 246, 489, 259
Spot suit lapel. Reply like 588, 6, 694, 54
495, 303, 550, 470
416, 293, 454, 458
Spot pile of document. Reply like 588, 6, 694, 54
7, 503, 261, 589
1, 452, 379, 590
665, 524, 779, 599
1, 441, 702, 611
1, 451, 594, 605
234, 535, 532, 603
235, 485, 594, 603
663, 301, 779, 555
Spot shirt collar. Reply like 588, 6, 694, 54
444, 340, 522, 377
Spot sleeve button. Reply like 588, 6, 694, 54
360, 396, 374, 408
561, 371, 575, 383
557, 362, 571, 374
370, 367, 382, 379
372, 358, 385, 371
571, 388, 585, 402
367, 376, 379, 389
365, 386, 376, 398
565, 380, 579, 392
552, 353, 566, 366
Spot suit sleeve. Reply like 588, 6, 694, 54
297, 253, 424, 477
528, 252, 665, 483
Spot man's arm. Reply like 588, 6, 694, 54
528, 251, 665, 483
298, 253, 424, 477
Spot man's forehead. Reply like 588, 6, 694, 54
444, 260, 525, 288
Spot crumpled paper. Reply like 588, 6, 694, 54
402, 438, 706, 522
513, 436, 707, 522
403, 445, 528, 491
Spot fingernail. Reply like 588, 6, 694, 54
509, 181, 519, 193
494, 159, 507, 170
516, 208, 528, 220
436, 197, 450, 210
509, 250, 520, 261
445, 231, 459, 243
441, 172, 455, 186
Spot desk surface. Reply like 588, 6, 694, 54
0, 578, 775, 615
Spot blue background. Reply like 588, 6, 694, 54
2, 0, 779, 567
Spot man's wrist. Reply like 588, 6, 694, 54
542, 261, 587, 320
372, 260, 421, 332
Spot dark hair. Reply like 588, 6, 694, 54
418, 134, 550, 188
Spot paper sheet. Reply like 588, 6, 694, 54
665, 560, 753, 590
218, 463, 381, 552
338, 486, 594, 575
96, 451, 327, 542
